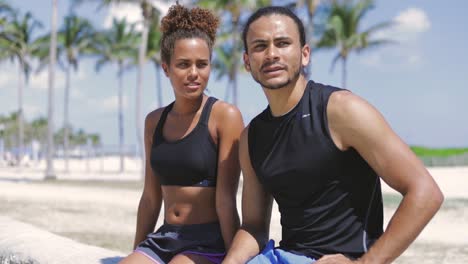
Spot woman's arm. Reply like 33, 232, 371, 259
222, 126, 274, 264
214, 102, 244, 249
133, 111, 163, 249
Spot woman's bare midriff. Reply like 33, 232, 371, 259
162, 185, 218, 225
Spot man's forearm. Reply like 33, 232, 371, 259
223, 228, 266, 264
358, 186, 443, 264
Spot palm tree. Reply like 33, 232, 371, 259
0, 11, 43, 164
72, 0, 159, 177
37, 14, 95, 173
92, 18, 139, 173
57, 14, 94, 173
197, 0, 271, 107
46, 0, 58, 179
316, 0, 392, 88
0, 0, 13, 27
146, 11, 163, 109
60, 15, 94, 173
0, 1, 14, 61
288, 0, 323, 79
136, 1, 156, 177
211, 42, 242, 103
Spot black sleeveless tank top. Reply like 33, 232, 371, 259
248, 81, 383, 259
150, 97, 218, 187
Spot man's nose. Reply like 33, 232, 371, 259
265, 44, 279, 60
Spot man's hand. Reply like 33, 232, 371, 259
315, 254, 360, 264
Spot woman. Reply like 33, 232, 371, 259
119, 4, 243, 264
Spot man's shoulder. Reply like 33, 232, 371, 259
307, 80, 345, 95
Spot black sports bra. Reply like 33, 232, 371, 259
150, 97, 218, 187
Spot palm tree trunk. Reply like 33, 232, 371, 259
155, 63, 162, 108
231, 56, 238, 107
224, 82, 231, 102
118, 61, 124, 173
136, 18, 149, 179
233, 67, 238, 106
231, 21, 240, 107
17, 60, 24, 166
342, 56, 347, 89
64, 64, 70, 173
45, 0, 57, 179
305, 0, 319, 79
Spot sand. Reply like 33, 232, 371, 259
0, 157, 467, 263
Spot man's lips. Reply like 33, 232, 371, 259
261, 63, 287, 73
263, 66, 285, 73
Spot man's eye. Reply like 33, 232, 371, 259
254, 44, 266, 50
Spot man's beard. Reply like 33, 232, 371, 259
252, 64, 301, 90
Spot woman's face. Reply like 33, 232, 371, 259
163, 38, 211, 100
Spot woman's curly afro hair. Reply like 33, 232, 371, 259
160, 4, 220, 64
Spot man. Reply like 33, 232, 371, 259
223, 6, 443, 264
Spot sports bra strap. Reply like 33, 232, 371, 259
200, 97, 218, 126
153, 102, 174, 142
153, 97, 216, 142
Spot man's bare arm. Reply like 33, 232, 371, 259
318, 91, 444, 264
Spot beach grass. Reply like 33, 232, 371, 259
411, 146, 468, 157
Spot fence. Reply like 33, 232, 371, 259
0, 144, 143, 174
419, 153, 468, 167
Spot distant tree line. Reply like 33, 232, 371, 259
0, 111, 100, 150
411, 146, 468, 167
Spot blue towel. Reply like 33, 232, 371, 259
247, 240, 315, 264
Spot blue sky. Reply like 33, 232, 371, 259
1, 0, 467, 148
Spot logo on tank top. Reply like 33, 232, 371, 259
302, 113, 311, 118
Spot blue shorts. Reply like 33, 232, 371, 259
247, 240, 315, 264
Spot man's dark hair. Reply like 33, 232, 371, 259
242, 6, 306, 53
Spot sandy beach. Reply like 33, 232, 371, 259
1, 157, 467, 263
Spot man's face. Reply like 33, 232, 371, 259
243, 14, 309, 90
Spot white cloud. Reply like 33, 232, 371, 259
104, 3, 143, 30
358, 48, 424, 70
1, 61, 84, 91
394, 8, 431, 34
101, 95, 128, 112
359, 8, 430, 70
103, 0, 173, 31
376, 8, 430, 43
